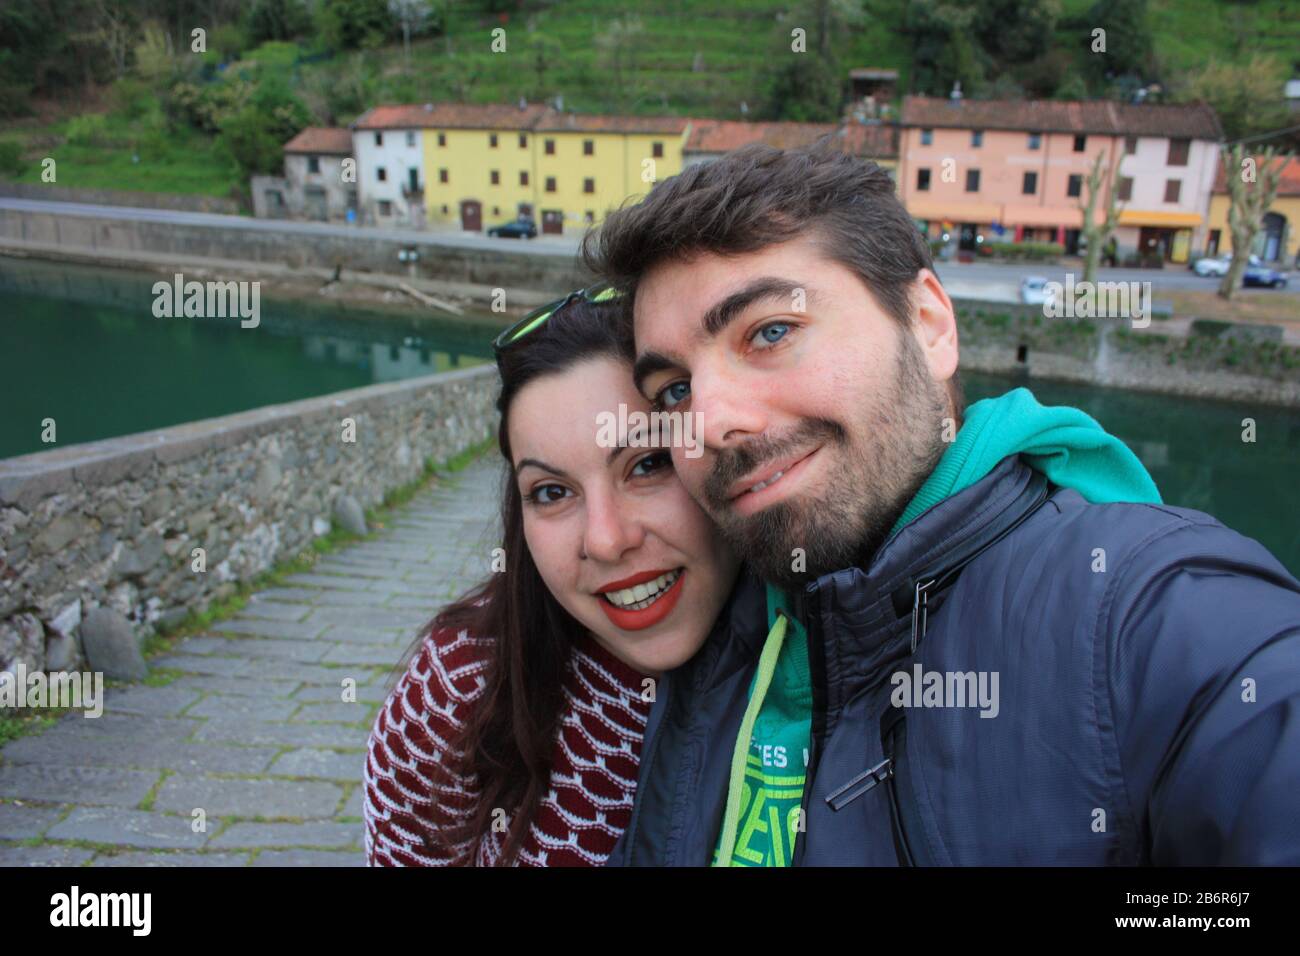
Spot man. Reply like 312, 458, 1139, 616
584, 143, 1300, 866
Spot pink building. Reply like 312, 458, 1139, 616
898, 97, 1222, 264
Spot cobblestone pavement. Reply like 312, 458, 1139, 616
0, 455, 504, 866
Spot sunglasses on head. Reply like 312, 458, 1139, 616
492, 281, 621, 355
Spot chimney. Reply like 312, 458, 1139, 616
423, 103, 432, 112
949, 81, 963, 103
554, 93, 564, 112
518, 96, 527, 109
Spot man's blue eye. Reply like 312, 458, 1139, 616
756, 323, 789, 345
659, 381, 690, 408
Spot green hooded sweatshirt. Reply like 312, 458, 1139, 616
711, 387, 1162, 867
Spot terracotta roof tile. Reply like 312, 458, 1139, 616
283, 127, 353, 154
352, 102, 550, 130
1213, 153, 1300, 195
900, 96, 1222, 140
531, 109, 689, 134
684, 119, 897, 158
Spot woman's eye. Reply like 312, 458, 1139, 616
527, 484, 569, 505
752, 322, 790, 348
657, 380, 690, 409
631, 451, 673, 477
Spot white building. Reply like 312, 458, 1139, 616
251, 127, 355, 221
351, 105, 430, 227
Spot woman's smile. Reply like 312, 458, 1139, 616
595, 567, 687, 631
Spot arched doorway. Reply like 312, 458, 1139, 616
1261, 211, 1285, 262
460, 200, 482, 232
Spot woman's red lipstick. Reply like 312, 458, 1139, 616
595, 568, 686, 631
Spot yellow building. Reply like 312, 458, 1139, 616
351, 103, 905, 235
352, 102, 688, 233
528, 114, 689, 234
1204, 155, 1300, 265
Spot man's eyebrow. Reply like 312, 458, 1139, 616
632, 350, 681, 397
701, 277, 807, 338
632, 277, 808, 395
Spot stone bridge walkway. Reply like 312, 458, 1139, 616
0, 454, 503, 866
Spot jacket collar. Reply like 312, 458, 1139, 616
796, 453, 1049, 724
681, 455, 1049, 708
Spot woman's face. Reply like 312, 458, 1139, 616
508, 356, 740, 677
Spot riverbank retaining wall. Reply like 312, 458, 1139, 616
0, 202, 588, 296
951, 302, 1300, 407
0, 364, 500, 678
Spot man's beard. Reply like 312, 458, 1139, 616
701, 332, 951, 592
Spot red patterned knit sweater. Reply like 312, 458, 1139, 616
363, 622, 652, 866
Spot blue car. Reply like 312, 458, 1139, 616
487, 218, 537, 239
1242, 263, 1289, 288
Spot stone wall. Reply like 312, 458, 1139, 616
0, 204, 590, 294
951, 300, 1300, 408
0, 364, 500, 677
0, 183, 240, 214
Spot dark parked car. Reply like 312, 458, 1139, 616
487, 218, 537, 239
1242, 263, 1289, 288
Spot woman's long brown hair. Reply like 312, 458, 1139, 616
386, 295, 635, 865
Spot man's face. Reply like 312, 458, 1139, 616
631, 232, 959, 590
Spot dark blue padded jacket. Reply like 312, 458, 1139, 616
606, 454, 1300, 865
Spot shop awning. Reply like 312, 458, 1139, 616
905, 200, 1002, 222
1000, 204, 1083, 228
1117, 209, 1202, 228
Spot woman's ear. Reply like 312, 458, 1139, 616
910, 269, 959, 383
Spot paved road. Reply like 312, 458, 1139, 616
0, 454, 503, 866
0, 197, 580, 257
934, 259, 1297, 296
8, 197, 1295, 294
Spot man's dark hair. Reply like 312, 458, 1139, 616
581, 139, 935, 330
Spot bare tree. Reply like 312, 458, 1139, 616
596, 15, 645, 111
388, 0, 431, 69
1218, 143, 1288, 300
1078, 150, 1125, 284
78, 0, 135, 80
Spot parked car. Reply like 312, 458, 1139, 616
487, 218, 537, 239
1192, 254, 1232, 277
1242, 263, 1289, 288
1019, 276, 1058, 308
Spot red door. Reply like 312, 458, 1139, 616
460, 200, 482, 231
541, 209, 563, 235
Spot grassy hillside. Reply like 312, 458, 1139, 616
1, 0, 1295, 202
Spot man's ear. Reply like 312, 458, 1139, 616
910, 269, 959, 383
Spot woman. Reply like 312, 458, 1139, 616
363, 287, 739, 866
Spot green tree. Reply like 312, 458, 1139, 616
132, 20, 176, 85
973, 0, 1061, 67
317, 0, 391, 50
1078, 0, 1154, 89
0, 140, 26, 178
1173, 54, 1291, 146
901, 1, 989, 95
244, 0, 311, 44
763, 51, 843, 121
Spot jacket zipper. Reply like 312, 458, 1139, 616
626, 671, 671, 867
791, 727, 819, 865
883, 717, 916, 866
